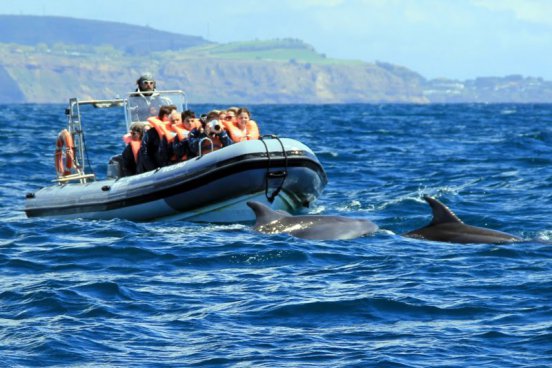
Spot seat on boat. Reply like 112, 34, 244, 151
107, 155, 124, 179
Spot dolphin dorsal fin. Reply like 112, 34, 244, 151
246, 201, 290, 227
423, 196, 463, 225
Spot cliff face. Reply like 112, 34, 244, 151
159, 59, 428, 104
1, 15, 550, 104
0, 45, 428, 104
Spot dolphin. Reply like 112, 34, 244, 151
404, 196, 521, 244
246, 201, 378, 240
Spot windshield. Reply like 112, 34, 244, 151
125, 90, 187, 129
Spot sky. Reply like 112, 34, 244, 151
1, 0, 551, 80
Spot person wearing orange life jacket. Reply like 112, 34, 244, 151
221, 108, 237, 131
226, 107, 260, 143
121, 122, 148, 176
172, 110, 201, 162
188, 110, 233, 158
137, 104, 176, 173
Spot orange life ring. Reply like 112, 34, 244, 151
54, 129, 75, 176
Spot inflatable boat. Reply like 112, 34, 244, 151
24, 91, 327, 222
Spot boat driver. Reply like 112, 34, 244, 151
129, 73, 172, 121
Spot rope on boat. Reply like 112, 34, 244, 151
260, 135, 288, 203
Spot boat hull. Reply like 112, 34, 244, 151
25, 138, 327, 222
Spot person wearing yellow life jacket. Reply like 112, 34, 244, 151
188, 110, 233, 158
136, 104, 176, 174
225, 107, 260, 143
121, 122, 148, 176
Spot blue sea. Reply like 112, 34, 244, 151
1, 103, 551, 367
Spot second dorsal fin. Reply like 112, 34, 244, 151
423, 195, 463, 225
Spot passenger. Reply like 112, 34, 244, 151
218, 110, 227, 123
121, 122, 148, 176
188, 111, 233, 157
130, 73, 171, 121
226, 107, 260, 142
171, 110, 195, 162
227, 106, 240, 115
221, 108, 236, 131
136, 105, 176, 173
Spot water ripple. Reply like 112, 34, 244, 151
1, 103, 551, 367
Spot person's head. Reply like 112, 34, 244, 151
206, 110, 220, 123
158, 105, 177, 121
129, 122, 147, 140
225, 109, 237, 124
169, 111, 182, 125
237, 107, 251, 128
136, 73, 156, 92
182, 110, 196, 129
227, 107, 239, 114
218, 110, 227, 121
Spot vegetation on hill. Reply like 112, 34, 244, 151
0, 40, 426, 104
0, 15, 210, 55
0, 15, 550, 104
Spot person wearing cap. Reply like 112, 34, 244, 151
129, 73, 171, 121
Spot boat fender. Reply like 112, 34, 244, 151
54, 129, 75, 177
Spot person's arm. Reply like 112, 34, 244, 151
218, 130, 234, 147
121, 144, 136, 176
246, 120, 260, 140
187, 129, 203, 157
138, 129, 158, 171
172, 136, 190, 160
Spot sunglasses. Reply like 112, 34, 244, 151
225, 116, 234, 120
142, 81, 154, 85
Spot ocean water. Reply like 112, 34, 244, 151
1, 103, 551, 367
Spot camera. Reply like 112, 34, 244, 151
207, 120, 223, 134
199, 114, 207, 125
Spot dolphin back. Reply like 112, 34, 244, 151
289, 216, 378, 240
405, 196, 521, 244
246, 201, 290, 227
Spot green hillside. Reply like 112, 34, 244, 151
0, 40, 427, 104
0, 15, 550, 103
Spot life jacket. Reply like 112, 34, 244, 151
226, 120, 260, 142
122, 133, 132, 145
130, 140, 141, 162
147, 116, 177, 143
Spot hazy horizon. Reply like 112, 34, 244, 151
1, 0, 551, 80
